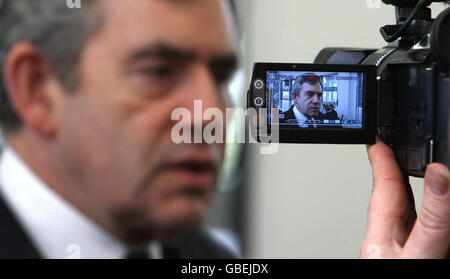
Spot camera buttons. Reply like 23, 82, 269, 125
254, 97, 264, 107
254, 79, 264, 89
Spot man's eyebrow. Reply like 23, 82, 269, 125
125, 43, 238, 70
209, 52, 238, 70
126, 43, 197, 64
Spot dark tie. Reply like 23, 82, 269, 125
307, 117, 313, 128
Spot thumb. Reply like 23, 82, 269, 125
401, 163, 450, 258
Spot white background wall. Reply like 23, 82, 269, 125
237, 0, 449, 258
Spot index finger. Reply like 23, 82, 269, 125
364, 137, 416, 246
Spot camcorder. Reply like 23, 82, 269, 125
248, 0, 450, 177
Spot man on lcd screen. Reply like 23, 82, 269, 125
281, 74, 339, 127
0, 0, 448, 259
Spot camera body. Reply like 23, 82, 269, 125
248, 1, 449, 177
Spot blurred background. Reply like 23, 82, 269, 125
206, 0, 449, 259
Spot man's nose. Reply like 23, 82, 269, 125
176, 64, 225, 130
196, 65, 224, 109
181, 64, 223, 111
311, 94, 320, 104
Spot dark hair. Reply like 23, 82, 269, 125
292, 73, 323, 96
0, 0, 100, 133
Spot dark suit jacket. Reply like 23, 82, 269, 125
0, 193, 238, 259
280, 105, 340, 128
280, 105, 326, 124
279, 105, 297, 124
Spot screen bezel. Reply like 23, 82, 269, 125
250, 62, 377, 144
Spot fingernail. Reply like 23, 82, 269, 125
427, 167, 449, 197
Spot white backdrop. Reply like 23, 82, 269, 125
237, 0, 448, 258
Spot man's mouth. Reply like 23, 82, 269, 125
163, 156, 216, 189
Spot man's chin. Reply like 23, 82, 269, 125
148, 210, 206, 243
157, 199, 209, 230
115, 198, 209, 244
308, 111, 319, 118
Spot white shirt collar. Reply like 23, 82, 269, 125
0, 146, 161, 259
293, 105, 310, 127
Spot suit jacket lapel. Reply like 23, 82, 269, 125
0, 184, 234, 259
0, 192, 42, 259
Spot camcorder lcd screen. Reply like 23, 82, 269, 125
266, 71, 364, 130
249, 63, 376, 144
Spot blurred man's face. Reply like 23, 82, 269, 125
55, 0, 236, 243
294, 83, 322, 118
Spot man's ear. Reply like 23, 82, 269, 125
292, 93, 298, 104
4, 42, 62, 137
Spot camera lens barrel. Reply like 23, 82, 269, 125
431, 7, 450, 67
382, 0, 445, 7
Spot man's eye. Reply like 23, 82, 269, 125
130, 64, 181, 97
141, 65, 174, 78
211, 66, 236, 87
212, 70, 231, 85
